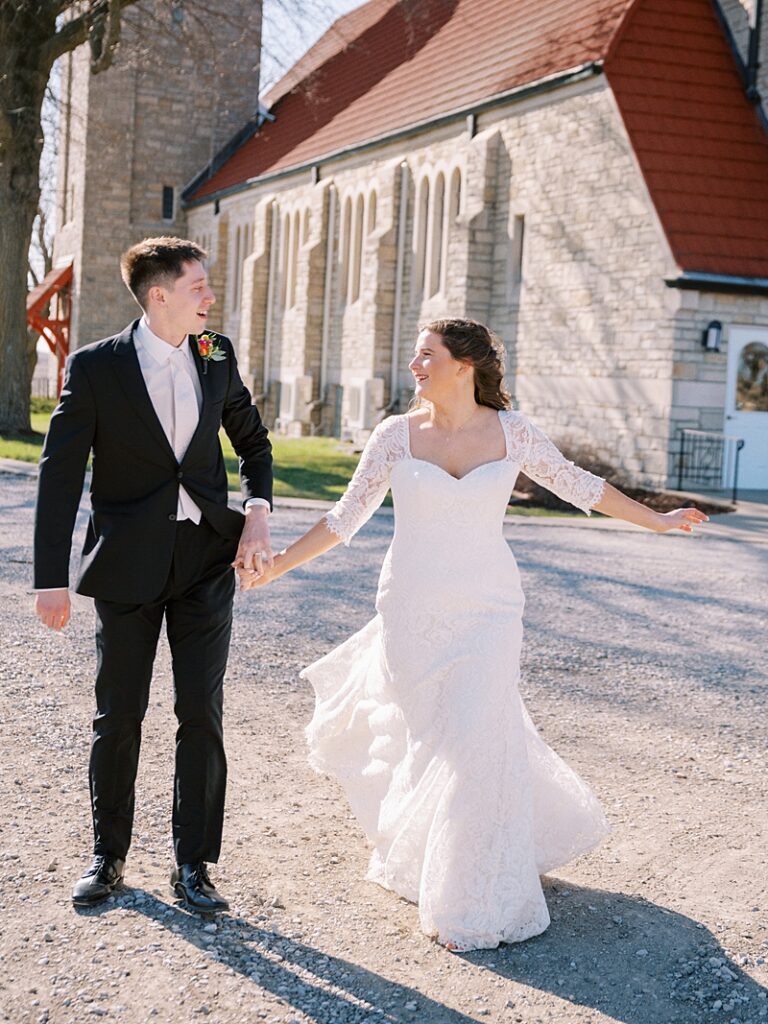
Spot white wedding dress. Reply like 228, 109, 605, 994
301, 409, 610, 951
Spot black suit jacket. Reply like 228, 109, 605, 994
34, 321, 273, 603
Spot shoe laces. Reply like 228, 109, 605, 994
85, 854, 111, 878
195, 863, 212, 887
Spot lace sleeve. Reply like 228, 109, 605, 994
505, 411, 605, 515
324, 416, 407, 545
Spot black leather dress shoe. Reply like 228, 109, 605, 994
72, 855, 125, 906
171, 862, 229, 913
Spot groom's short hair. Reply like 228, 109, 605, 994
120, 236, 208, 309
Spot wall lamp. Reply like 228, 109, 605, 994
702, 320, 722, 352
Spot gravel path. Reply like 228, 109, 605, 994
0, 472, 766, 1024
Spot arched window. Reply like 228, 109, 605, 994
302, 207, 312, 246
280, 211, 290, 308
437, 167, 462, 296
232, 225, 242, 311
412, 175, 430, 299
448, 167, 461, 223
288, 209, 300, 308
367, 190, 377, 234
427, 171, 445, 298
339, 195, 352, 306
350, 192, 364, 303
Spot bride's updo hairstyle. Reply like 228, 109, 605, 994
421, 317, 512, 411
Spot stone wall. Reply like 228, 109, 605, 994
483, 81, 678, 485
186, 71, 768, 487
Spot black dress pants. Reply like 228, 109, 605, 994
90, 518, 237, 865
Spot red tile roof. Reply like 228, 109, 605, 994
190, 0, 630, 199
606, 0, 768, 278
189, 0, 768, 280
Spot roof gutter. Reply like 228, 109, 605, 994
665, 271, 768, 297
183, 61, 604, 210
713, 0, 768, 133
746, 0, 764, 102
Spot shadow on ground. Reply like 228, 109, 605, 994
475, 880, 767, 1024
78, 889, 475, 1022
75, 881, 768, 1024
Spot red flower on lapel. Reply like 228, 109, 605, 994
197, 333, 227, 374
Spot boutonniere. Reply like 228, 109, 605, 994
197, 333, 227, 374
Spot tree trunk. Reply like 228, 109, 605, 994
0, 188, 41, 433
0, 6, 56, 433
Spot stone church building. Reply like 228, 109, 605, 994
54, 0, 768, 490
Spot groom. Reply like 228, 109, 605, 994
34, 237, 273, 912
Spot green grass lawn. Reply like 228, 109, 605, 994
0, 400, 569, 514
0, 400, 362, 502
223, 434, 360, 501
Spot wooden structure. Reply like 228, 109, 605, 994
26, 263, 73, 395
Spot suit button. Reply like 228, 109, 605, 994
168, 513, 177, 521
176, 471, 184, 480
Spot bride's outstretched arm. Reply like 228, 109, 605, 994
238, 519, 340, 589
592, 482, 708, 533
515, 414, 708, 534
240, 416, 406, 591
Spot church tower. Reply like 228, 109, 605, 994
53, 0, 261, 349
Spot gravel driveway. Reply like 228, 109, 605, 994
0, 471, 766, 1024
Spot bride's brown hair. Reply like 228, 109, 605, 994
420, 318, 512, 410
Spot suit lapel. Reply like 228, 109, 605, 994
111, 321, 177, 464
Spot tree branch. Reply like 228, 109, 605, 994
39, 0, 139, 73
89, 0, 121, 72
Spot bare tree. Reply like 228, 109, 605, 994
0, 0, 140, 433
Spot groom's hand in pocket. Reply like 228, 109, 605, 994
232, 505, 274, 581
35, 588, 71, 631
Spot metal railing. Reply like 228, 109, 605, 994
676, 428, 745, 503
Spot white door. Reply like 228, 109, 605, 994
725, 326, 768, 490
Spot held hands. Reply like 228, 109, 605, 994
35, 588, 71, 631
654, 507, 709, 533
237, 551, 286, 591
232, 505, 273, 581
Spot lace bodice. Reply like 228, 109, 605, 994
324, 410, 605, 545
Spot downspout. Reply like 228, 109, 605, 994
746, 0, 764, 102
261, 200, 279, 401
387, 161, 409, 412
319, 183, 337, 405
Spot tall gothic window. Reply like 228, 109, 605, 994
412, 175, 430, 299
231, 225, 241, 311
339, 195, 352, 306
426, 171, 446, 298
349, 192, 365, 304
288, 209, 300, 308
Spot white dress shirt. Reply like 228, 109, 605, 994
134, 317, 204, 523
134, 318, 269, 517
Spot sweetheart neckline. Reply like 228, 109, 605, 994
403, 408, 510, 482
403, 456, 510, 483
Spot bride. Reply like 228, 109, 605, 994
240, 318, 707, 951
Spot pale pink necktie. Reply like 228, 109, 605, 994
169, 348, 201, 522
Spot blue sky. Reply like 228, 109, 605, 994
261, 0, 363, 95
